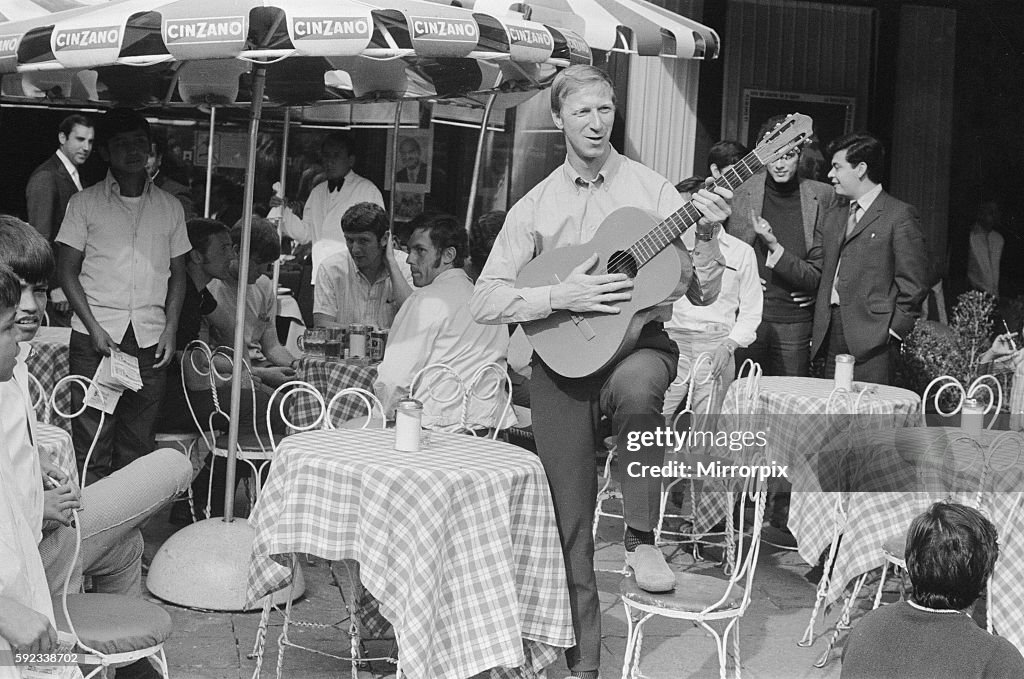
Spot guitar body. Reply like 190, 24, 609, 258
516, 206, 692, 378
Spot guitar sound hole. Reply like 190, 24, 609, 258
607, 251, 638, 278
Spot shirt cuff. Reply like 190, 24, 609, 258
765, 245, 785, 268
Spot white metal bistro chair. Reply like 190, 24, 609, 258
182, 340, 273, 518
251, 381, 395, 679
408, 362, 467, 432
48, 375, 172, 679
620, 454, 768, 679
460, 361, 514, 438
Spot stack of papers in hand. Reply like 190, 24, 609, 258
85, 350, 143, 413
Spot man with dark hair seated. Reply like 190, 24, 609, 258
841, 501, 1024, 678
313, 202, 412, 330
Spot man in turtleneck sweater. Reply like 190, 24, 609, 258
721, 121, 835, 377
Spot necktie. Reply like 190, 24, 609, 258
327, 177, 345, 193
846, 201, 860, 237
831, 202, 860, 304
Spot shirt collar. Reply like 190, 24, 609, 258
563, 148, 623, 191
55, 149, 79, 178
853, 183, 883, 213
102, 170, 152, 199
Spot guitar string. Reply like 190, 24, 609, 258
605, 155, 760, 274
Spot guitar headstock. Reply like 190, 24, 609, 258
753, 113, 814, 166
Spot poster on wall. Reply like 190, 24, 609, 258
741, 89, 856, 155
193, 131, 249, 169
385, 128, 432, 192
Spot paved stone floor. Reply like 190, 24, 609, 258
140, 488, 873, 679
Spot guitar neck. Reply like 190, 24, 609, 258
621, 151, 765, 271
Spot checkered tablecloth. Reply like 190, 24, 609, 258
246, 428, 573, 679
821, 427, 1024, 654
701, 377, 920, 562
26, 328, 72, 433
37, 422, 79, 485
291, 357, 378, 428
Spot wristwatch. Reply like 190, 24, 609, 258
694, 222, 718, 242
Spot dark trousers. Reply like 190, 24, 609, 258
736, 319, 812, 377
69, 325, 166, 484
822, 305, 894, 385
531, 347, 675, 673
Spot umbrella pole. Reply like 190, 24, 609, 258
203, 105, 217, 218
464, 93, 497, 233
388, 101, 403, 235
223, 64, 267, 522
271, 107, 291, 294
147, 70, 306, 608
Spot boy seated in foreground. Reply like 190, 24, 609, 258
841, 501, 1024, 679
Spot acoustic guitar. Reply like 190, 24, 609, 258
516, 113, 814, 378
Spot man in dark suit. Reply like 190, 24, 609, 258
395, 136, 427, 184
774, 131, 929, 384
25, 114, 95, 326
723, 119, 836, 377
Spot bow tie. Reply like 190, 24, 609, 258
328, 177, 345, 193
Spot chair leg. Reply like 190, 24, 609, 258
249, 599, 273, 679
815, 572, 867, 668
620, 604, 636, 679
872, 561, 890, 610
731, 619, 742, 679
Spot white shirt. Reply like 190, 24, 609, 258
57, 172, 190, 347
55, 149, 82, 191
0, 347, 43, 543
313, 251, 413, 330
0, 348, 55, 679
666, 228, 762, 347
375, 268, 516, 430
207, 276, 276, 362
279, 171, 384, 283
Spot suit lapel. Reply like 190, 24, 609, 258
846, 191, 887, 243
799, 182, 817, 250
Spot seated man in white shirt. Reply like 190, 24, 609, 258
663, 221, 762, 426
374, 214, 516, 431
313, 203, 413, 330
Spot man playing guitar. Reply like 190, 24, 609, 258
470, 65, 733, 679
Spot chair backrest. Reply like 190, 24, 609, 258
462, 362, 513, 439
26, 371, 48, 424
49, 374, 107, 481
48, 374, 110, 653
409, 363, 466, 429
701, 457, 767, 615
921, 374, 1003, 429
670, 351, 717, 437
729, 358, 762, 415
265, 379, 327, 450
181, 340, 267, 454
325, 388, 386, 430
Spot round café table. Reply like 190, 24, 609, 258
247, 428, 573, 678
290, 356, 378, 428
820, 426, 1024, 654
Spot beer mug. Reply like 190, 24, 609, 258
297, 327, 327, 358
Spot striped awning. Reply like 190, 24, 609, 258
0, 0, 594, 105
528, 0, 718, 59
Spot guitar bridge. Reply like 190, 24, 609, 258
553, 273, 597, 341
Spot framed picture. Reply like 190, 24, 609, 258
741, 89, 856, 153
385, 128, 433, 192
393, 189, 425, 223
